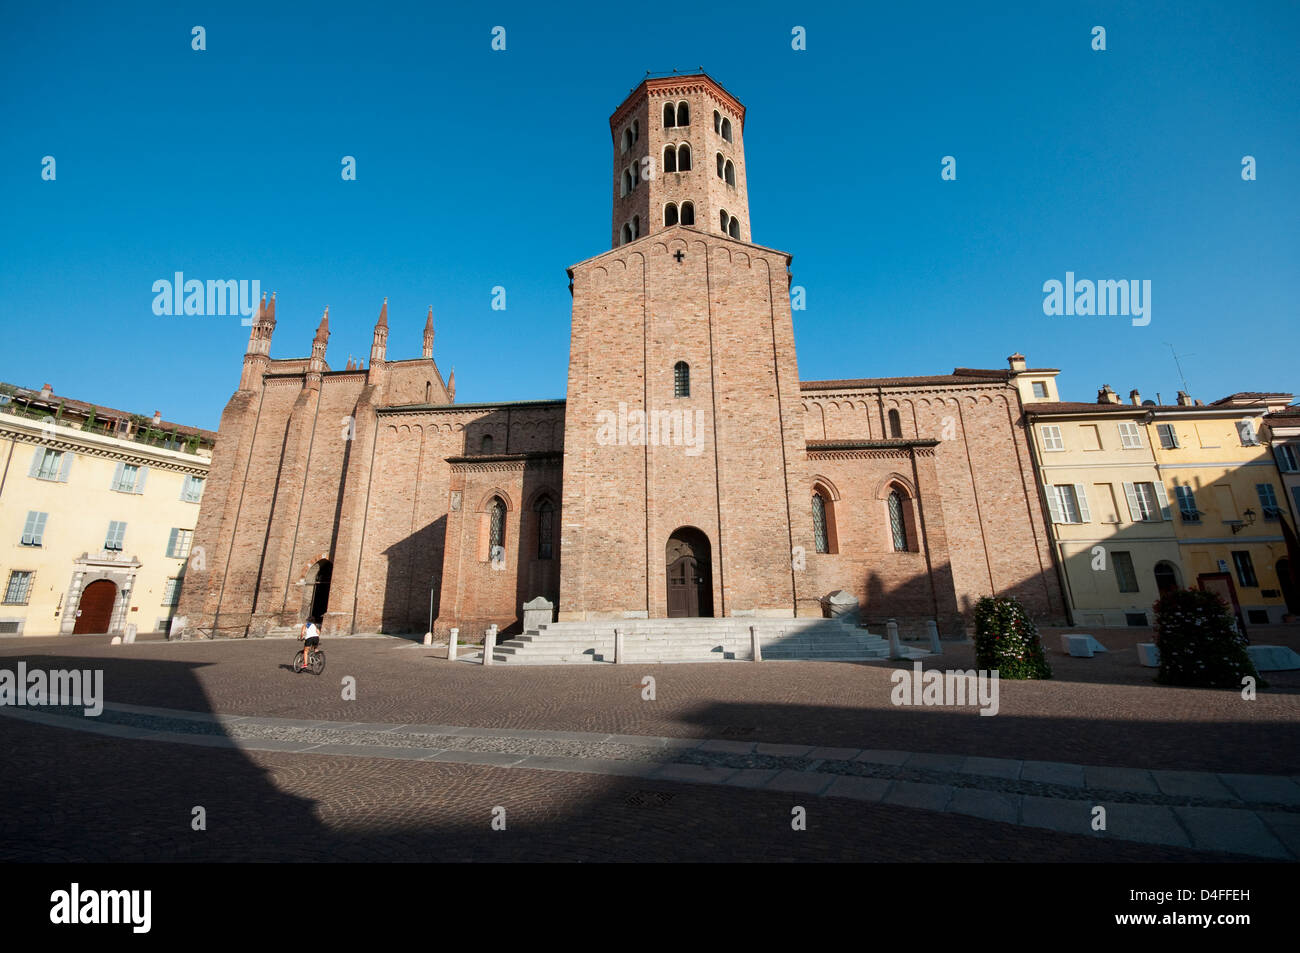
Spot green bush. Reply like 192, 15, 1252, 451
1154, 588, 1261, 688
973, 595, 1053, 679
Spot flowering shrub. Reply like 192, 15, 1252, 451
973, 596, 1052, 679
1154, 588, 1261, 688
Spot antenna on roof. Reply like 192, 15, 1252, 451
1162, 342, 1193, 397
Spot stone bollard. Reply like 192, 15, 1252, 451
448, 627, 458, 661
751, 625, 762, 662
124, 623, 137, 644
482, 624, 497, 665
423, 631, 432, 646
614, 628, 625, 664
927, 620, 942, 655
887, 619, 902, 659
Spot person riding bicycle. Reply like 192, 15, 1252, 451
299, 617, 321, 671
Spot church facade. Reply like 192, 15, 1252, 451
173, 73, 1066, 642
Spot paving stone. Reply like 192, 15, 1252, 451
399, 724, 473, 736
904, 752, 967, 772
423, 750, 527, 767
300, 743, 437, 761
1084, 765, 1159, 794
764, 770, 836, 795
1020, 796, 1096, 836
959, 756, 1022, 779
946, 788, 1020, 824
698, 739, 757, 754
1173, 807, 1291, 859
652, 763, 737, 784
722, 768, 782, 789
1021, 760, 1085, 788
824, 776, 892, 802
1149, 770, 1235, 800
883, 781, 952, 811
755, 742, 815, 758
514, 755, 659, 778
1257, 812, 1300, 860
855, 749, 911, 765
231, 738, 323, 753
805, 746, 862, 762
1216, 773, 1300, 806
1099, 802, 1191, 848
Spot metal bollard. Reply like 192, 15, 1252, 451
927, 620, 942, 655
448, 627, 458, 661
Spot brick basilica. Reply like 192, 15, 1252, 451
173, 72, 1066, 642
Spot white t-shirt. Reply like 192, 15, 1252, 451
304, 623, 319, 640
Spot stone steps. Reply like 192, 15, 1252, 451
474, 617, 898, 665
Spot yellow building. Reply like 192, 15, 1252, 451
1025, 384, 1184, 627
0, 383, 214, 637
1147, 391, 1294, 629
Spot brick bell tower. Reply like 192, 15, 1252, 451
609, 71, 750, 248
560, 71, 821, 623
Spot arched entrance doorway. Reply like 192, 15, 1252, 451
666, 527, 713, 618
1277, 559, 1298, 615
302, 559, 332, 623
73, 579, 117, 634
1153, 560, 1181, 596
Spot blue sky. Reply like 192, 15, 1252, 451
2, 1, 1297, 430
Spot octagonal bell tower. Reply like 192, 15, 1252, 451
609, 71, 750, 248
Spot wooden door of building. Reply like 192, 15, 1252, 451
665, 527, 713, 618
73, 580, 116, 634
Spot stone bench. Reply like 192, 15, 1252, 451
1060, 633, 1107, 658
1136, 643, 1160, 667
1246, 645, 1300, 671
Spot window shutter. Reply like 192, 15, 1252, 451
1122, 482, 1141, 521
181, 475, 193, 500
58, 452, 73, 483
167, 528, 178, 557
28, 448, 42, 478
135, 466, 148, 494
112, 462, 125, 490
1044, 485, 1064, 523
22, 511, 38, 544
1073, 483, 1092, 522
1155, 480, 1173, 520
34, 512, 47, 544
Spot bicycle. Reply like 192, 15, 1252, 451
292, 643, 326, 675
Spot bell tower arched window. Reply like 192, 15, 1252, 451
676, 102, 689, 126
680, 202, 695, 226
676, 143, 691, 171
663, 102, 675, 128
674, 361, 690, 398
664, 203, 679, 227
663, 145, 677, 173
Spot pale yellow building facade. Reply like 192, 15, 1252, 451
0, 384, 214, 636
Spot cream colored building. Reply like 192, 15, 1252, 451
1025, 384, 1183, 627
1148, 391, 1294, 628
0, 383, 214, 636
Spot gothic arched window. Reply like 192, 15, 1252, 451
663, 102, 675, 128
888, 408, 902, 438
728, 217, 740, 238
489, 496, 506, 552
713, 110, 721, 134
621, 128, 632, 153
676, 102, 689, 126
664, 203, 679, 227
663, 145, 677, 173
720, 209, 729, 233
621, 169, 631, 197
677, 143, 691, 171
812, 492, 829, 554
680, 202, 695, 226
888, 490, 908, 552
674, 361, 690, 398
632, 215, 640, 239
721, 117, 733, 142
724, 159, 735, 186
535, 495, 555, 560
622, 223, 632, 244
716, 152, 724, 178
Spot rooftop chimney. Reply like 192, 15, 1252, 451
1177, 391, 1194, 407
39, 383, 53, 399
1129, 389, 1141, 406
1097, 384, 1120, 405
1008, 353, 1027, 372
152, 410, 162, 425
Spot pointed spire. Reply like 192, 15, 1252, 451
377, 296, 388, 327
370, 297, 389, 366
266, 290, 277, 323
314, 306, 330, 343
447, 366, 456, 401
422, 305, 435, 359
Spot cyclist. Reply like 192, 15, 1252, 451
299, 617, 321, 671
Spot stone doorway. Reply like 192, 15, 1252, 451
302, 559, 332, 623
666, 527, 713, 618
73, 579, 117, 634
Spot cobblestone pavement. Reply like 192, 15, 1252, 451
1, 630, 1296, 861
